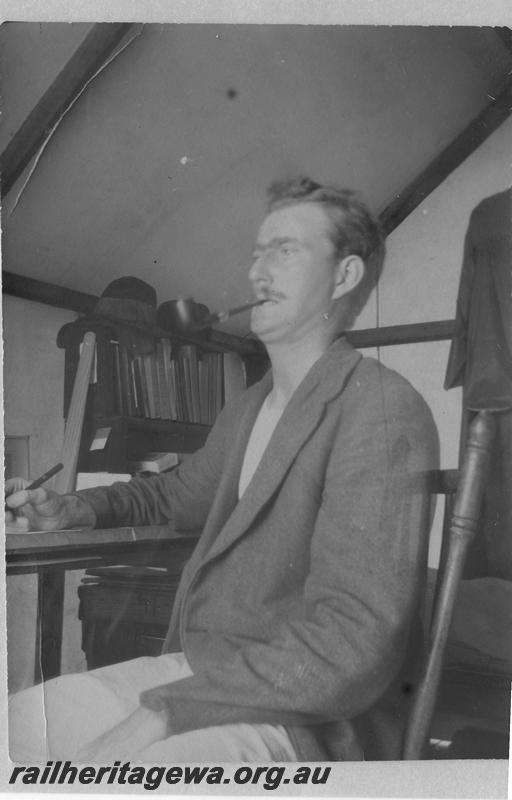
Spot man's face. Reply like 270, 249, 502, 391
249, 202, 339, 345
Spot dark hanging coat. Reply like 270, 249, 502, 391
445, 189, 512, 579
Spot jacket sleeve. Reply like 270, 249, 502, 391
76, 395, 238, 530
140, 380, 438, 733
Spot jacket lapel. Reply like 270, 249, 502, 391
187, 371, 272, 563
197, 337, 362, 567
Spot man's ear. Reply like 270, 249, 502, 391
331, 255, 365, 300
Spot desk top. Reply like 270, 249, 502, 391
6, 525, 199, 573
6, 524, 188, 550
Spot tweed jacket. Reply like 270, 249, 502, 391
80, 337, 439, 760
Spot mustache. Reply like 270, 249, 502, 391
254, 289, 285, 302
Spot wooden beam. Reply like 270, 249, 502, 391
2, 271, 97, 314
3, 271, 266, 356
347, 319, 455, 349
0, 22, 135, 198
379, 76, 512, 234
3, 271, 457, 348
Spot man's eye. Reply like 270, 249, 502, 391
280, 246, 295, 256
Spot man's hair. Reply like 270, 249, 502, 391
266, 176, 385, 327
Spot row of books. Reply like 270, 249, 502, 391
102, 339, 245, 425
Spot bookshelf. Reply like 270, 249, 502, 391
57, 314, 268, 475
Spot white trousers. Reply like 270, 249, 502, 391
8, 653, 296, 763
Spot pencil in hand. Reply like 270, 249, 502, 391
5, 462, 64, 514
26, 462, 64, 491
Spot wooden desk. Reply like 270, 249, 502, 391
6, 525, 199, 683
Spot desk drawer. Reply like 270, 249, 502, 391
78, 567, 184, 668
80, 618, 170, 669
78, 583, 177, 625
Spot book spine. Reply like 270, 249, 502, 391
150, 350, 162, 419
161, 339, 178, 421
111, 340, 124, 415
134, 354, 150, 418
156, 340, 171, 420
169, 358, 185, 421
131, 356, 144, 417
181, 344, 201, 423
179, 349, 193, 422
198, 356, 209, 424
142, 354, 156, 419
119, 343, 135, 416
204, 352, 214, 424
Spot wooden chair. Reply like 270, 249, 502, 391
403, 409, 496, 759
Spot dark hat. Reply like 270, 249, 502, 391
95, 277, 157, 325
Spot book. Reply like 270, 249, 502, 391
156, 340, 171, 419
180, 345, 201, 423
130, 357, 143, 417
178, 347, 193, 422
202, 352, 216, 424
134, 355, 150, 417
119, 344, 135, 416
149, 350, 162, 418
141, 353, 157, 418
127, 452, 180, 474
160, 338, 178, 420
170, 358, 185, 421
198, 357, 209, 424
204, 351, 223, 423
111, 340, 124, 415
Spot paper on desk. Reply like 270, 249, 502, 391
76, 472, 131, 489
6, 526, 85, 534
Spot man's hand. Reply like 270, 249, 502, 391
5, 478, 96, 532
76, 706, 169, 762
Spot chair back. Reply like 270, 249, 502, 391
402, 410, 495, 759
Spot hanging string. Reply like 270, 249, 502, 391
8, 24, 144, 217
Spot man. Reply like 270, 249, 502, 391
7, 177, 438, 763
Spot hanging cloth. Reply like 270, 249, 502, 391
445, 188, 512, 579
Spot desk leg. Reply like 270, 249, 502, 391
34, 568, 65, 684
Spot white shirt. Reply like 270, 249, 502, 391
238, 394, 285, 498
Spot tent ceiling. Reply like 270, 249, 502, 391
2, 23, 511, 333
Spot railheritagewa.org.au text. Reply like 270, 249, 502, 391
10, 760, 331, 791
